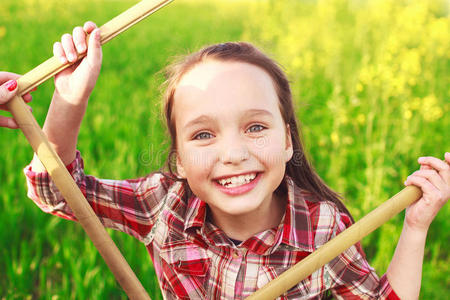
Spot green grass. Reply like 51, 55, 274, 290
0, 0, 448, 299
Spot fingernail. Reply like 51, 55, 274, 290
4, 80, 17, 91
60, 56, 67, 64
68, 53, 76, 62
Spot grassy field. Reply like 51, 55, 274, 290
0, 0, 448, 299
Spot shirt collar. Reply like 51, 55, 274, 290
184, 195, 207, 231
280, 176, 315, 252
183, 176, 315, 253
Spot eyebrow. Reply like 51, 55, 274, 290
183, 109, 274, 130
243, 109, 274, 119
184, 115, 215, 130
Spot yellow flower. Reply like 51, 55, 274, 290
0, 26, 6, 39
400, 50, 421, 76
357, 114, 366, 124
331, 131, 339, 144
403, 110, 413, 120
357, 83, 364, 92
421, 94, 443, 122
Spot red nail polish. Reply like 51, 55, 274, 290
5, 80, 17, 91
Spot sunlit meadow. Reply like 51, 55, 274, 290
0, 0, 448, 299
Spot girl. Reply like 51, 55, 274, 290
24, 22, 449, 299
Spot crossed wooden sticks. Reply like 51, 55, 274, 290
5, 0, 422, 299
6, 1, 174, 299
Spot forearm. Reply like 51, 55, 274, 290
386, 222, 428, 300
31, 91, 87, 171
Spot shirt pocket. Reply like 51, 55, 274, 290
160, 243, 211, 299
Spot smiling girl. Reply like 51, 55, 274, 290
23, 22, 449, 299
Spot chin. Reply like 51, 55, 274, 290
218, 200, 264, 217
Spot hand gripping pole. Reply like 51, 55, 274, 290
6, 1, 174, 299
245, 186, 422, 299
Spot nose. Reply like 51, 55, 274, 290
219, 135, 249, 165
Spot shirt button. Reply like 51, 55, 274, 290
232, 251, 240, 258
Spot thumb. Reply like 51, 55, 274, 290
87, 28, 102, 71
0, 80, 18, 104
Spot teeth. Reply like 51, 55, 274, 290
217, 173, 257, 187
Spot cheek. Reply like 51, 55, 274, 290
180, 146, 217, 176
250, 135, 289, 166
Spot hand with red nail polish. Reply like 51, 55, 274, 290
0, 71, 36, 129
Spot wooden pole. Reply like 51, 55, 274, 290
245, 186, 422, 299
17, 0, 174, 96
6, 1, 174, 299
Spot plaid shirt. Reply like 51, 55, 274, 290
25, 151, 400, 300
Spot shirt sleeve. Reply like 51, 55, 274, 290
23, 150, 174, 243
328, 212, 400, 300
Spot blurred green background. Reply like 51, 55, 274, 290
0, 0, 448, 299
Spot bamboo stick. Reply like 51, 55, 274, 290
18, 0, 174, 96
6, 1, 174, 299
245, 185, 422, 300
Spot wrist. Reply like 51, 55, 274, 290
41, 91, 84, 166
402, 220, 429, 240
53, 89, 89, 107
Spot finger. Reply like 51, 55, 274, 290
72, 26, 87, 54
420, 164, 432, 171
22, 93, 32, 102
0, 72, 21, 85
407, 169, 447, 191
418, 155, 450, 185
53, 42, 67, 64
87, 28, 102, 70
0, 79, 18, 104
445, 152, 450, 165
22, 88, 37, 103
405, 175, 442, 204
83, 21, 98, 34
61, 33, 78, 63
418, 156, 449, 172
0, 116, 19, 129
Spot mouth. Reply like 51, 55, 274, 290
215, 172, 258, 188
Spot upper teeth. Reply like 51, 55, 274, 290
217, 173, 257, 187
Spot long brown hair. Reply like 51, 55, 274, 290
161, 42, 353, 220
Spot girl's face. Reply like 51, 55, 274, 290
173, 60, 293, 223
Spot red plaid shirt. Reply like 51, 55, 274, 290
25, 151, 400, 299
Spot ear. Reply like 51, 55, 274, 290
176, 155, 187, 178
285, 124, 293, 163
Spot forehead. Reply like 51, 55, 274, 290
173, 60, 281, 126
176, 60, 275, 91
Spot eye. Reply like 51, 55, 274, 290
193, 131, 214, 140
246, 124, 266, 133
